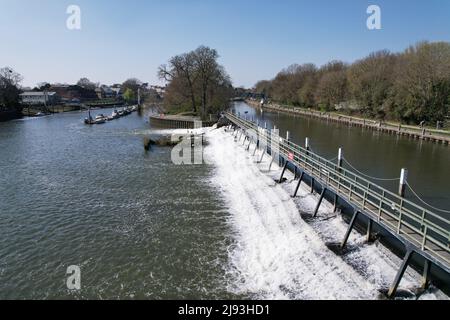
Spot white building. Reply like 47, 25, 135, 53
20, 92, 59, 106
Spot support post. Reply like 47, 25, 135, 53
338, 148, 343, 168
252, 140, 259, 156
398, 168, 408, 197
268, 152, 276, 171
341, 209, 359, 249
258, 145, 266, 163
388, 249, 413, 298
310, 177, 315, 194
278, 160, 289, 183
313, 187, 326, 217
333, 194, 339, 213
292, 171, 304, 198
421, 260, 431, 289
246, 137, 252, 151
366, 219, 372, 242
242, 135, 247, 146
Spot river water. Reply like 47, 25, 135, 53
0, 104, 448, 299
232, 102, 450, 214
0, 108, 237, 299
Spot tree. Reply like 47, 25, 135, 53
35, 82, 51, 91
0, 67, 23, 111
254, 80, 271, 98
316, 62, 348, 111
76, 78, 96, 91
347, 50, 397, 118
391, 42, 450, 123
193, 46, 222, 115
252, 41, 450, 123
158, 46, 232, 118
159, 52, 198, 113
122, 78, 142, 94
123, 88, 135, 103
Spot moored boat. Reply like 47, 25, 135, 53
111, 110, 120, 119
94, 114, 107, 124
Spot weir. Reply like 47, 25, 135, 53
225, 111, 450, 298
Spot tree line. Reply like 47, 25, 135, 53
159, 46, 233, 119
255, 42, 450, 124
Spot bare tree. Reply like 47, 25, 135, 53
193, 46, 221, 115
158, 46, 232, 118
76, 78, 96, 90
159, 52, 198, 113
0, 67, 23, 110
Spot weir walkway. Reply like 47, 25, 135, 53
225, 111, 450, 298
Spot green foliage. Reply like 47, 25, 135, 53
123, 88, 135, 103
254, 42, 450, 124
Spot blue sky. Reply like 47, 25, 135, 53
0, 0, 449, 88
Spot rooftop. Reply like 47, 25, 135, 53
20, 91, 57, 96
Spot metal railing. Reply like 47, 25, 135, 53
226, 111, 450, 267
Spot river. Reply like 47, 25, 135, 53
0, 108, 237, 299
0, 104, 447, 299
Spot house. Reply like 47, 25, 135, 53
111, 87, 123, 98
149, 85, 166, 98
95, 86, 116, 99
20, 91, 60, 106
95, 87, 103, 99
50, 85, 97, 103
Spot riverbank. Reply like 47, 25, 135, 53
21, 105, 81, 116
0, 109, 22, 122
246, 100, 450, 145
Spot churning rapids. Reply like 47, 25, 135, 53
204, 126, 446, 300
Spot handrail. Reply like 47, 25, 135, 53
225, 111, 450, 266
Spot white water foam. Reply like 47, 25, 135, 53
204, 127, 446, 300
